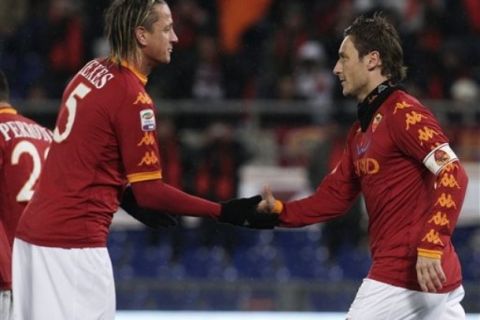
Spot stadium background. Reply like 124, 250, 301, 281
1, 0, 479, 317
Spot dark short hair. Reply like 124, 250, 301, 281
0, 70, 10, 102
105, 0, 167, 62
344, 12, 407, 83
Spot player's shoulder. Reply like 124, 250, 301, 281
386, 90, 433, 116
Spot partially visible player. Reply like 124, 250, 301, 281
0, 70, 52, 320
12, 1, 275, 320
259, 13, 468, 319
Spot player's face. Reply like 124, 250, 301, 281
333, 36, 371, 101
142, 3, 178, 65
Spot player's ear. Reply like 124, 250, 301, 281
367, 50, 382, 71
135, 26, 148, 47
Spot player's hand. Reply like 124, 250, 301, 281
416, 255, 446, 292
219, 195, 279, 229
257, 185, 276, 213
121, 187, 178, 229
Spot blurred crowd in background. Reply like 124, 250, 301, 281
1, 0, 480, 104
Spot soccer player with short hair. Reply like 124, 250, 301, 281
260, 13, 468, 319
12, 1, 274, 319
0, 70, 52, 320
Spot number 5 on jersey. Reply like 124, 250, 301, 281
53, 83, 91, 143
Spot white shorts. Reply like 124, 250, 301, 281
347, 278, 465, 320
0, 290, 12, 320
12, 238, 116, 320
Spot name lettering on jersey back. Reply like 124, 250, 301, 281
138, 151, 159, 166
79, 60, 114, 89
0, 121, 53, 142
354, 157, 380, 176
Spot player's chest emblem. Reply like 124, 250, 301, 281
371, 113, 383, 133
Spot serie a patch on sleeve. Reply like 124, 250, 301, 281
140, 109, 156, 131
423, 143, 458, 175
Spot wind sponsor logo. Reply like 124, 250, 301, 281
354, 157, 380, 176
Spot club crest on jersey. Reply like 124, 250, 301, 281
140, 109, 156, 131
372, 113, 383, 132
434, 149, 450, 166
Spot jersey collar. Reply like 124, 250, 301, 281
357, 80, 400, 132
0, 104, 17, 115
118, 60, 148, 86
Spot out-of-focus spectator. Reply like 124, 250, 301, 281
42, 0, 85, 97
195, 122, 250, 256
451, 78, 479, 103
293, 41, 335, 123
0, 0, 27, 37
192, 35, 224, 100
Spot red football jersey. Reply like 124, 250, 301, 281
16, 59, 163, 248
0, 107, 52, 289
279, 90, 467, 292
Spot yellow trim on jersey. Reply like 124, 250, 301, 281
119, 60, 148, 85
417, 248, 443, 259
127, 171, 162, 183
0, 106, 17, 114
272, 200, 284, 214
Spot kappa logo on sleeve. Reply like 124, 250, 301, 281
134, 92, 153, 105
137, 132, 155, 146
405, 111, 425, 130
139, 109, 156, 131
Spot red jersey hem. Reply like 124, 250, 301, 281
15, 235, 107, 249
368, 273, 462, 293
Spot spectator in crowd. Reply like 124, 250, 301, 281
195, 122, 250, 256
293, 41, 335, 123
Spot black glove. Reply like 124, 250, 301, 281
219, 195, 279, 229
121, 187, 178, 229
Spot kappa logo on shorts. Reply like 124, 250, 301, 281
139, 109, 156, 131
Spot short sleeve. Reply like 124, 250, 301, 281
113, 89, 162, 183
